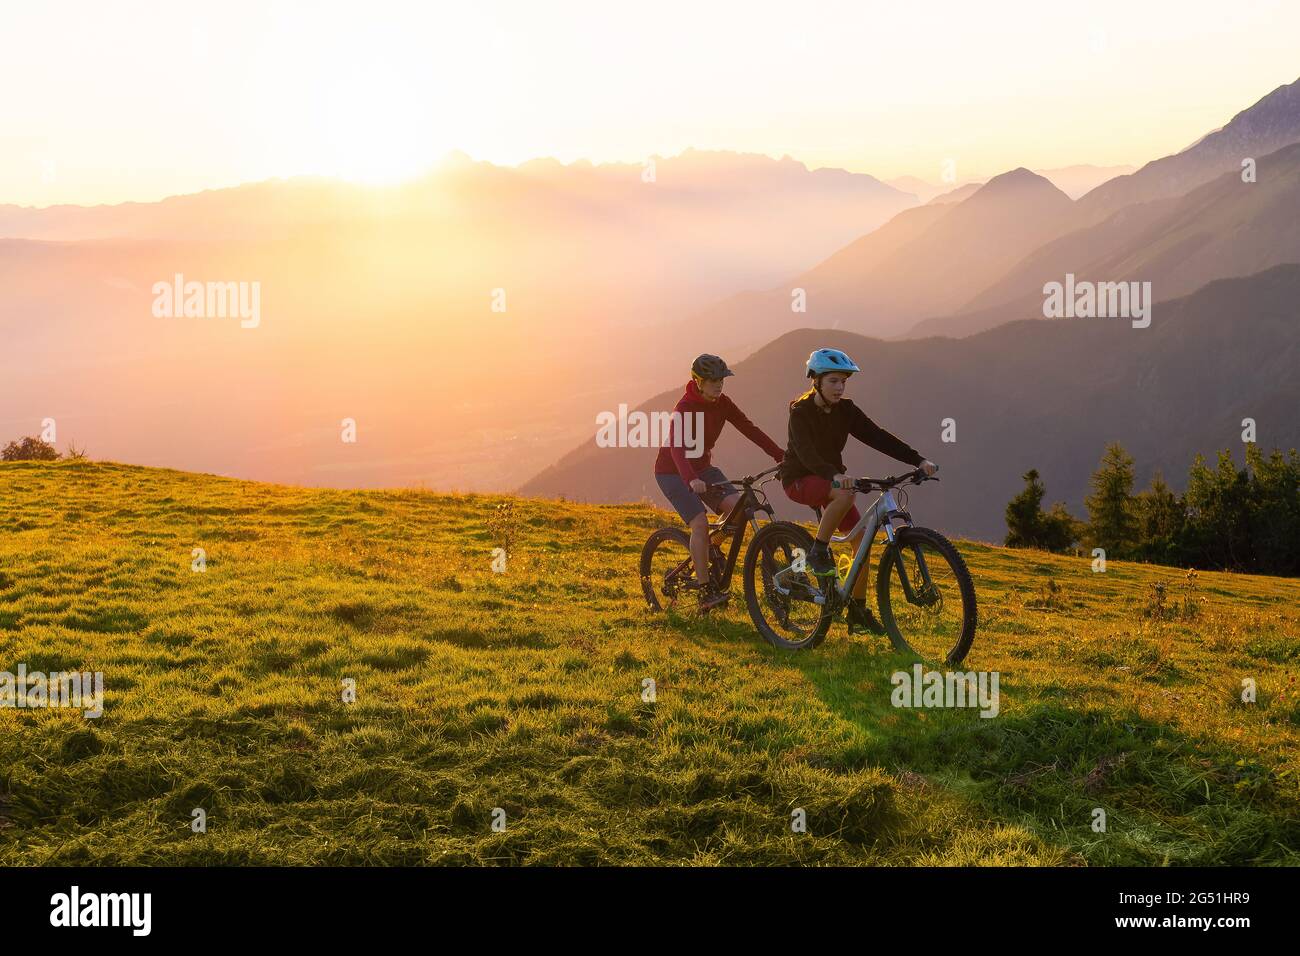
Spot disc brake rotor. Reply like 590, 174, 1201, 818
914, 580, 942, 608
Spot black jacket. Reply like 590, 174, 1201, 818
780, 394, 924, 484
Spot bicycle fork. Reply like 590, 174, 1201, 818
892, 543, 940, 607
879, 492, 940, 609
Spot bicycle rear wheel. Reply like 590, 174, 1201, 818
743, 521, 833, 650
640, 527, 697, 611
876, 526, 977, 666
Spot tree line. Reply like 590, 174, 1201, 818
1005, 443, 1300, 576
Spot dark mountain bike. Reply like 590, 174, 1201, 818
640, 466, 781, 612
741, 467, 977, 665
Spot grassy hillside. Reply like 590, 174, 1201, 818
1, 460, 1298, 865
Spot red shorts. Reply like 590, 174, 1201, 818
784, 475, 861, 534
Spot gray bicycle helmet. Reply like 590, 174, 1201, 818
692, 354, 734, 379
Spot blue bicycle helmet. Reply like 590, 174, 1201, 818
805, 348, 860, 378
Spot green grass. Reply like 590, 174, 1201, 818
1, 459, 1298, 865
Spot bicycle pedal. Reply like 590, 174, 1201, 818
698, 591, 732, 612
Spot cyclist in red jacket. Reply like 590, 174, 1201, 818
654, 354, 784, 610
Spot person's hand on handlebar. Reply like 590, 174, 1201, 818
919, 459, 938, 477
689, 478, 707, 494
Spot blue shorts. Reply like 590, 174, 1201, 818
655, 466, 738, 525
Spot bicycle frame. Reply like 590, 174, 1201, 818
827, 488, 913, 600
772, 486, 926, 606
663, 473, 778, 592
706, 480, 777, 588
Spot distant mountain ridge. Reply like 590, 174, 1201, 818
1038, 164, 1136, 199
1078, 77, 1300, 221
0, 149, 913, 248
888, 164, 1132, 203
667, 167, 1083, 354
669, 74, 1300, 352
908, 139, 1300, 339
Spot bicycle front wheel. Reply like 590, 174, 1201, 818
876, 526, 977, 666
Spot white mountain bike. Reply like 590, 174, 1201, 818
741, 467, 977, 665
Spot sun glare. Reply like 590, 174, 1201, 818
313, 64, 445, 185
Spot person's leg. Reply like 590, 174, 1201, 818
827, 501, 871, 598
701, 468, 739, 524
690, 467, 735, 588
688, 511, 711, 585
848, 527, 870, 599
837, 508, 883, 633
656, 472, 710, 584
784, 477, 845, 577
825, 500, 870, 597
816, 486, 856, 543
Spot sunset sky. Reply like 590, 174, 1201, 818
3, 0, 1298, 206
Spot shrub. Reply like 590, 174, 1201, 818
1, 436, 61, 461
487, 500, 519, 555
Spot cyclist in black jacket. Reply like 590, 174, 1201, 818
780, 348, 937, 634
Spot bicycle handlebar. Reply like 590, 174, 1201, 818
701, 464, 781, 490
702, 465, 935, 493
841, 465, 939, 492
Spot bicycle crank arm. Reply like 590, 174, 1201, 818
771, 566, 825, 605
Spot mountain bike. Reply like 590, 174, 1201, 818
640, 466, 781, 612
741, 467, 977, 664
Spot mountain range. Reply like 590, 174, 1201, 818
5, 76, 1298, 512
670, 76, 1300, 357
525, 78, 1300, 534
0, 150, 918, 328
0, 151, 920, 491
522, 264, 1300, 542
1076, 76, 1300, 222
909, 139, 1300, 339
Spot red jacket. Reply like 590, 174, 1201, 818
653, 380, 784, 480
